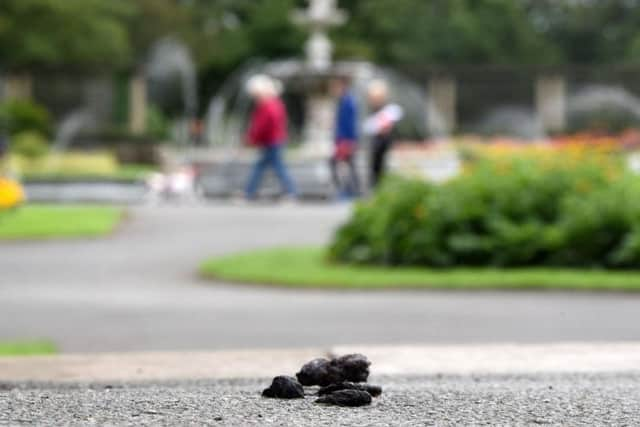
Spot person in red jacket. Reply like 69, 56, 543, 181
244, 74, 297, 200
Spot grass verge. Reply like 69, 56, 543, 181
0, 340, 57, 357
0, 204, 123, 240
22, 164, 156, 182
200, 246, 640, 291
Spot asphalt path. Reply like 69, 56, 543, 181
2, 203, 640, 352
3, 374, 639, 426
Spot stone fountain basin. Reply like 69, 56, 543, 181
190, 143, 461, 199
23, 178, 147, 204
194, 157, 339, 200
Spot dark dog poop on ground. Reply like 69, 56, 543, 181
317, 382, 382, 397
262, 376, 305, 399
296, 353, 370, 386
315, 389, 373, 407
263, 354, 376, 408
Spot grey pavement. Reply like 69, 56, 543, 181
3, 344, 640, 383
3, 374, 640, 426
2, 203, 640, 352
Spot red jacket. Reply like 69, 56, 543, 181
247, 97, 288, 146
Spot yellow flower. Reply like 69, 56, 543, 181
0, 178, 25, 210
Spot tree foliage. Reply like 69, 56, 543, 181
334, 0, 557, 65
523, 0, 640, 64
2, 0, 640, 73
0, 0, 133, 71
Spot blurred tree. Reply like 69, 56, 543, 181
125, 0, 194, 68
335, 0, 557, 65
0, 0, 132, 71
192, 0, 305, 99
523, 0, 640, 64
4, 0, 640, 115
4, 0, 640, 72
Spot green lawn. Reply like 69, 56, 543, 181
22, 164, 156, 182
0, 340, 57, 357
0, 204, 123, 240
200, 246, 640, 291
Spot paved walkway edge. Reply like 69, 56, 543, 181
2, 342, 640, 383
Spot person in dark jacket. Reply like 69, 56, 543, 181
244, 75, 297, 201
329, 76, 360, 198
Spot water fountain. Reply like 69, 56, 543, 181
292, 0, 346, 71
51, 109, 97, 152
147, 37, 198, 145
32, 108, 98, 178
147, 37, 198, 119
293, 0, 347, 156
473, 106, 546, 141
21, 108, 147, 204
196, 0, 444, 198
567, 85, 640, 132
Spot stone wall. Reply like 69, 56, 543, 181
407, 65, 640, 137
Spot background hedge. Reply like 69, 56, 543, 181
329, 150, 640, 269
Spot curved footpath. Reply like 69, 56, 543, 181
2, 203, 640, 352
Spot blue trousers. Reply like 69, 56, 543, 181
246, 144, 297, 198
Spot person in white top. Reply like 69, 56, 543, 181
363, 80, 404, 188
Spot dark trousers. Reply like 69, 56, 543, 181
330, 155, 360, 196
370, 136, 392, 188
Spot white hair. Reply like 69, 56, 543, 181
246, 74, 283, 97
367, 79, 389, 100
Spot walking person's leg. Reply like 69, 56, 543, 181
370, 141, 382, 188
332, 157, 352, 198
245, 148, 269, 199
269, 145, 297, 197
329, 155, 341, 193
370, 138, 390, 189
346, 154, 360, 196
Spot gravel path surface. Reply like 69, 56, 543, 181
2, 374, 639, 426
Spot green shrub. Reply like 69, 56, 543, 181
329, 152, 640, 269
10, 131, 49, 159
567, 107, 639, 134
0, 99, 52, 137
146, 105, 170, 140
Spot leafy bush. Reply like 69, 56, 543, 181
567, 107, 640, 134
10, 131, 49, 159
10, 150, 119, 176
146, 105, 170, 140
329, 151, 640, 269
0, 99, 52, 137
